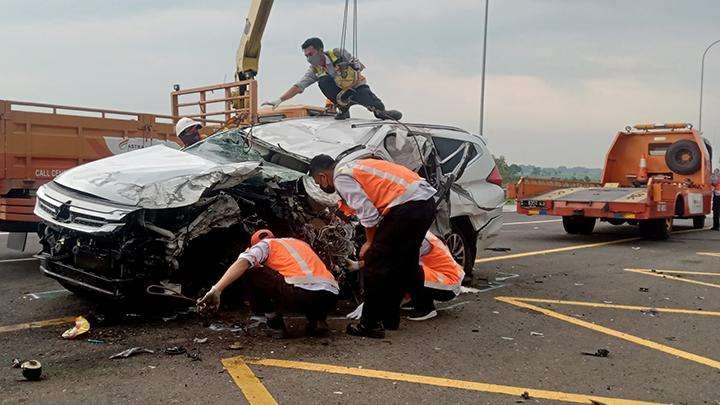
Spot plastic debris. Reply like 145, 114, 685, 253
12, 358, 22, 368
631, 247, 640, 250
638, 287, 649, 292
193, 337, 208, 344
492, 311, 500, 314
485, 247, 511, 252
602, 300, 613, 304
582, 349, 610, 358
521, 391, 531, 400
229, 342, 244, 350
87, 339, 104, 344
209, 322, 245, 333
21, 360, 42, 381
333, 391, 343, 395
574, 283, 584, 286
110, 347, 154, 359
501, 336, 514, 341
640, 309, 659, 317
61, 316, 90, 339
530, 331, 544, 337
186, 351, 202, 361
164, 346, 187, 355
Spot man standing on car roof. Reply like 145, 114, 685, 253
197, 229, 339, 338
309, 154, 436, 338
261, 37, 402, 121
711, 168, 720, 231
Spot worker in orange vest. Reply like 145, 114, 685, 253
309, 154, 437, 338
346, 231, 464, 321
712, 168, 720, 231
406, 232, 465, 321
197, 229, 339, 338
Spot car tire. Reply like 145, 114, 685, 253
638, 218, 672, 240
692, 215, 706, 229
445, 218, 477, 279
665, 140, 701, 175
562, 216, 596, 234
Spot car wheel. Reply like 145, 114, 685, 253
665, 140, 701, 175
562, 216, 596, 234
445, 218, 477, 278
638, 218, 672, 240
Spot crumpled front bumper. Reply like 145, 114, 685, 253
39, 255, 136, 299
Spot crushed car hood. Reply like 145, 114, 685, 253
53, 145, 261, 209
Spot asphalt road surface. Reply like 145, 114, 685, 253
2, 213, 719, 404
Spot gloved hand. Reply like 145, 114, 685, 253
261, 98, 283, 109
346, 259, 363, 271
197, 286, 221, 313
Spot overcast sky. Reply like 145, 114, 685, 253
2, 0, 720, 167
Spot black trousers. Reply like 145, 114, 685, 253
241, 267, 337, 322
713, 194, 720, 229
317, 75, 385, 113
413, 287, 457, 312
362, 198, 436, 328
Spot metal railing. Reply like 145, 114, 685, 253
170, 80, 258, 126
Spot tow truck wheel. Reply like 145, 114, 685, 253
692, 215, 706, 229
446, 218, 478, 280
562, 216, 596, 234
639, 218, 672, 240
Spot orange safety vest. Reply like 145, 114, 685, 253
420, 233, 465, 294
265, 238, 339, 292
335, 159, 424, 216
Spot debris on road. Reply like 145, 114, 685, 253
521, 391, 531, 400
11, 358, 21, 368
485, 247, 511, 252
640, 309, 659, 317
333, 391, 343, 395
164, 346, 187, 355
582, 349, 610, 358
501, 336, 515, 341
574, 283, 584, 286
638, 287, 649, 292
110, 347, 154, 359
193, 337, 208, 344
530, 331, 544, 337
631, 247, 641, 251
208, 322, 245, 333
228, 342, 244, 350
61, 316, 90, 339
87, 339, 104, 344
20, 360, 42, 381
186, 351, 202, 361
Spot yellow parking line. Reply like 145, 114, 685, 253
624, 268, 720, 289
0, 316, 76, 334
476, 228, 707, 264
496, 296, 720, 370
698, 252, 720, 258
241, 357, 666, 405
504, 297, 720, 317
475, 237, 640, 263
222, 356, 277, 405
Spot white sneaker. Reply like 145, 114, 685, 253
407, 309, 438, 321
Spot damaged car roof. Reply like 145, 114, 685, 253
248, 117, 383, 159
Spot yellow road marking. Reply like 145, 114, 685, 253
240, 357, 666, 405
698, 252, 720, 258
475, 228, 706, 264
0, 316, 76, 334
503, 297, 720, 317
475, 236, 640, 263
222, 356, 277, 405
496, 296, 720, 370
629, 269, 720, 276
624, 268, 720, 289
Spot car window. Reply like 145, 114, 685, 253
185, 129, 264, 164
432, 136, 478, 174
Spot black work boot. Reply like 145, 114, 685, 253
374, 109, 402, 121
346, 322, 385, 339
335, 108, 350, 120
265, 315, 287, 339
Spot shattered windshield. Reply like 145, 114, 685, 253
184, 128, 263, 165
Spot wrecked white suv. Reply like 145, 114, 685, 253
34, 118, 504, 300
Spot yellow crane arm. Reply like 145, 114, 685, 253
236, 0, 274, 80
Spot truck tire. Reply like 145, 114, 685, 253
665, 140, 701, 175
638, 218, 672, 240
445, 218, 478, 279
693, 215, 706, 229
562, 216, 596, 234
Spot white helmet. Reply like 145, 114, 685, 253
175, 117, 201, 136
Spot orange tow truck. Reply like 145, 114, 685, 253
508, 123, 713, 239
